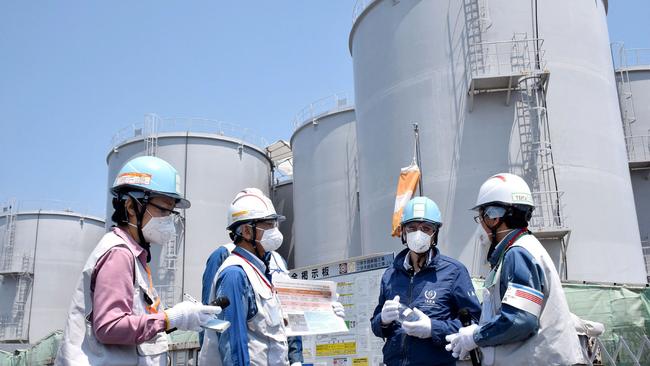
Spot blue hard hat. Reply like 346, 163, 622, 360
111, 156, 191, 209
401, 196, 442, 226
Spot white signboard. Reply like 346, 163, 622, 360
290, 253, 394, 366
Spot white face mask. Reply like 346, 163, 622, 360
478, 229, 492, 247
259, 227, 283, 252
142, 211, 177, 245
406, 230, 432, 254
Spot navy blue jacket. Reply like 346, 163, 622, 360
371, 247, 481, 366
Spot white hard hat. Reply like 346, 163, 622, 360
472, 173, 534, 210
227, 188, 284, 230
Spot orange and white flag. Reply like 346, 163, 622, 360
391, 163, 420, 237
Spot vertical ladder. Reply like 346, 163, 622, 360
612, 43, 638, 160
12, 254, 33, 341
464, 0, 486, 76
162, 234, 178, 306
2, 200, 17, 272
144, 113, 160, 157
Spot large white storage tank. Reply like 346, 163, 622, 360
272, 180, 296, 269
350, 0, 646, 282
0, 203, 105, 344
614, 47, 650, 281
290, 96, 361, 267
107, 117, 272, 303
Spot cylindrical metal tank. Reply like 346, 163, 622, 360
272, 180, 296, 269
290, 103, 361, 268
0, 207, 105, 344
106, 120, 272, 303
616, 59, 650, 280
350, 0, 646, 282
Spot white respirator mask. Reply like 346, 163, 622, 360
406, 230, 432, 254
142, 211, 177, 245
259, 227, 283, 252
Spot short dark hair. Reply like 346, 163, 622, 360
502, 205, 534, 229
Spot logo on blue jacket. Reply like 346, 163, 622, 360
424, 290, 437, 305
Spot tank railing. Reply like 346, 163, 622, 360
625, 134, 650, 164
614, 46, 650, 69
1, 199, 97, 218
111, 117, 269, 151
351, 0, 376, 24
642, 241, 650, 283
468, 38, 546, 80
291, 92, 352, 131
528, 190, 566, 231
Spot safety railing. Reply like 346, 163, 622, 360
613, 45, 650, 69
291, 92, 352, 131
529, 190, 566, 231
351, 0, 376, 25
1, 199, 98, 219
469, 38, 546, 79
625, 135, 650, 164
110, 116, 269, 151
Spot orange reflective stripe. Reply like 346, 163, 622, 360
144, 264, 160, 313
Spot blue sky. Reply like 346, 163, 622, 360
0, 1, 648, 218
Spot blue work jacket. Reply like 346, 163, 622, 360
371, 247, 481, 366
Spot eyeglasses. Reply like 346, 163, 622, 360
148, 201, 180, 217
403, 222, 438, 235
255, 220, 279, 230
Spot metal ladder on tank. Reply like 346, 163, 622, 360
515, 74, 570, 278
161, 235, 178, 306
144, 113, 160, 157
1, 200, 17, 272
464, 0, 490, 77
615, 58, 638, 160
12, 254, 33, 341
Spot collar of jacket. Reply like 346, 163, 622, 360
393, 246, 440, 273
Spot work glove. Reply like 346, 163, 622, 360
290, 363, 302, 366
165, 301, 221, 331
380, 295, 400, 325
401, 307, 432, 339
332, 302, 346, 318
445, 324, 479, 359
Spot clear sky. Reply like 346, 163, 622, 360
1, 1, 648, 218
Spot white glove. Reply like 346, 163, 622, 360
380, 295, 400, 325
445, 324, 479, 359
165, 301, 221, 331
332, 302, 345, 318
290, 363, 302, 366
401, 307, 431, 339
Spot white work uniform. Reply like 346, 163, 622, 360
199, 250, 289, 366
55, 231, 168, 366
479, 234, 586, 366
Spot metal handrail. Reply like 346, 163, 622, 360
1, 199, 96, 219
529, 190, 566, 230
291, 92, 352, 131
110, 116, 269, 151
469, 38, 547, 78
352, 0, 376, 25
625, 134, 650, 164
613, 44, 650, 69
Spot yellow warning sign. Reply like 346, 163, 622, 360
352, 357, 369, 366
315, 342, 357, 356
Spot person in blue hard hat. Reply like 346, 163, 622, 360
445, 173, 586, 365
56, 156, 220, 366
371, 196, 481, 366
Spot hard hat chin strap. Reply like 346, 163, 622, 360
127, 192, 152, 263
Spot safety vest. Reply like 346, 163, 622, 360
55, 231, 168, 366
479, 233, 586, 366
199, 248, 289, 366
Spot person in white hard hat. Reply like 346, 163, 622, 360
445, 173, 587, 365
199, 188, 345, 366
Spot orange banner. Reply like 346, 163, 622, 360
391, 164, 420, 237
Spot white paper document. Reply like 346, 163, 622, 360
274, 278, 349, 336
